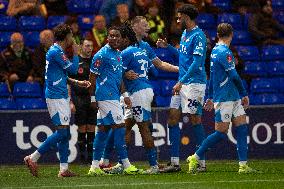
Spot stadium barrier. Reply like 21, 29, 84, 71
0, 106, 283, 164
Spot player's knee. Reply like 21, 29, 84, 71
190, 114, 202, 125
143, 134, 154, 149
215, 122, 229, 133
78, 125, 87, 133
167, 111, 180, 126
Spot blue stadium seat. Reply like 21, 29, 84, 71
212, 0, 231, 11
13, 82, 42, 97
250, 93, 284, 105
0, 98, 17, 110
18, 16, 45, 31
47, 16, 66, 29
0, 82, 10, 97
160, 80, 176, 96
67, 0, 97, 14
262, 45, 284, 61
78, 15, 94, 30
22, 32, 40, 48
206, 30, 217, 42
0, 32, 11, 48
235, 46, 260, 61
273, 11, 284, 24
155, 95, 171, 107
196, 13, 216, 29
243, 62, 267, 76
150, 80, 161, 96
0, 16, 17, 31
268, 61, 284, 76
0, 0, 8, 14
217, 14, 242, 29
154, 48, 177, 64
16, 98, 47, 110
250, 78, 278, 94
232, 30, 252, 45
272, 0, 284, 10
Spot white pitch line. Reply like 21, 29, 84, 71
2, 179, 284, 189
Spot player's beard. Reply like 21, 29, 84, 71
181, 20, 187, 31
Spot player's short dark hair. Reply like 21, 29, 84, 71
120, 23, 138, 46
108, 26, 121, 34
53, 24, 72, 41
217, 23, 233, 38
177, 4, 199, 20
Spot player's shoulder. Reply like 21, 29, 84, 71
193, 27, 206, 40
47, 44, 61, 56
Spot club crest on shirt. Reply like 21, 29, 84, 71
94, 59, 101, 67
117, 56, 121, 62
227, 54, 232, 63
183, 36, 186, 42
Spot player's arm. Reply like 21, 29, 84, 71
204, 69, 214, 111
67, 77, 91, 88
120, 81, 131, 108
149, 64, 158, 78
54, 43, 80, 74
152, 57, 179, 73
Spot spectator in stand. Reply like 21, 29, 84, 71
111, 3, 130, 27
85, 15, 108, 54
65, 16, 82, 45
232, 0, 259, 15
199, 0, 221, 14
133, 0, 148, 16
0, 33, 34, 90
248, 0, 284, 46
40, 0, 68, 16
99, 0, 132, 25
32, 30, 54, 86
168, 2, 184, 46
6, 0, 45, 17
145, 2, 165, 46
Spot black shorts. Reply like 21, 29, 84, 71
73, 95, 97, 125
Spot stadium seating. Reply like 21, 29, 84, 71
18, 16, 45, 31
154, 48, 177, 65
217, 14, 243, 29
250, 93, 284, 105
250, 78, 278, 94
47, 16, 66, 29
77, 15, 94, 30
0, 82, 10, 97
0, 16, 17, 31
212, 0, 231, 11
232, 30, 252, 45
22, 32, 40, 48
0, 32, 12, 48
206, 30, 217, 42
150, 80, 161, 96
274, 11, 284, 24
267, 61, 284, 76
196, 14, 216, 30
16, 98, 47, 110
155, 95, 171, 107
160, 80, 176, 96
0, 0, 8, 15
243, 62, 267, 76
67, 0, 97, 14
262, 45, 284, 61
272, 0, 284, 10
236, 46, 260, 61
13, 82, 42, 98
0, 98, 17, 110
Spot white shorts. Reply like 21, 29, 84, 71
97, 100, 125, 126
170, 83, 206, 115
46, 98, 71, 126
130, 88, 154, 122
214, 100, 246, 123
120, 96, 133, 120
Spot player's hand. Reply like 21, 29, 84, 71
242, 96, 249, 110
77, 80, 91, 88
124, 97, 132, 108
72, 43, 80, 56
70, 101, 76, 113
172, 82, 182, 95
204, 99, 214, 112
125, 70, 139, 80
156, 38, 168, 48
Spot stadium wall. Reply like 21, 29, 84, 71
0, 107, 283, 164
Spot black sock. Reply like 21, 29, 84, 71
87, 132, 95, 162
78, 132, 87, 160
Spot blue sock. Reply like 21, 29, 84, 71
168, 124, 180, 158
192, 124, 205, 160
57, 129, 70, 163
147, 148, 158, 166
93, 130, 108, 161
113, 128, 128, 160
236, 124, 248, 161
103, 129, 114, 160
38, 128, 68, 155
196, 131, 226, 158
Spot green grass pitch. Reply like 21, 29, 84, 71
1, 160, 284, 189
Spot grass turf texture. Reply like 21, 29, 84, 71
1, 160, 284, 189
